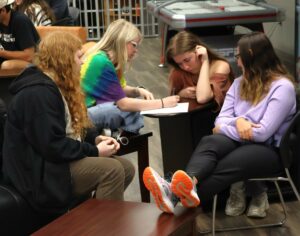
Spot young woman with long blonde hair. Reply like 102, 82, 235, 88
81, 19, 179, 137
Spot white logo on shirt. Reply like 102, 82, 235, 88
0, 33, 15, 42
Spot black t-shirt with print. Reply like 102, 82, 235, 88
0, 11, 40, 64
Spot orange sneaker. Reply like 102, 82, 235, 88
171, 170, 200, 208
143, 167, 177, 214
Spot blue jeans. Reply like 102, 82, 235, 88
88, 102, 144, 134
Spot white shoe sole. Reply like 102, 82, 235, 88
143, 167, 174, 214
171, 170, 200, 208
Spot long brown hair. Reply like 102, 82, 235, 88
166, 30, 234, 79
239, 32, 295, 104
37, 31, 91, 138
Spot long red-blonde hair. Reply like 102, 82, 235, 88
37, 31, 92, 138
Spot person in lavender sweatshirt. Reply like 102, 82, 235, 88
142, 32, 297, 216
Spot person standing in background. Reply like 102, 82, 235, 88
45, 0, 72, 25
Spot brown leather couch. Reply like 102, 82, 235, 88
36, 26, 87, 43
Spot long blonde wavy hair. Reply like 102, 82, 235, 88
37, 31, 92, 138
82, 19, 142, 73
238, 32, 295, 105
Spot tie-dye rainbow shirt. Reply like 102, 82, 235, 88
80, 51, 127, 107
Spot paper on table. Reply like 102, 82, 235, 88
141, 102, 189, 115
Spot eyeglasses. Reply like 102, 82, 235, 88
234, 53, 240, 59
130, 41, 139, 49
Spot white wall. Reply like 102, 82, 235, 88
264, 0, 295, 53
264, 0, 296, 73
235, 0, 296, 74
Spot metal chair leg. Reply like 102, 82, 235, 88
212, 195, 217, 236
197, 195, 218, 235
285, 169, 300, 201
273, 181, 287, 226
199, 180, 291, 235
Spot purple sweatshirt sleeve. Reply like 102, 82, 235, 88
250, 81, 295, 142
216, 78, 296, 144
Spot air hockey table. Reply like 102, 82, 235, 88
147, 0, 285, 66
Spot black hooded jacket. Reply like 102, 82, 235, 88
2, 66, 98, 213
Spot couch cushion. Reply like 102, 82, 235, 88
0, 184, 59, 235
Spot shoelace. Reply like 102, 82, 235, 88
164, 172, 179, 206
164, 172, 173, 183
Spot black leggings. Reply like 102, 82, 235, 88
186, 134, 283, 201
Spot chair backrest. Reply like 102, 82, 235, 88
36, 26, 87, 44
279, 111, 300, 168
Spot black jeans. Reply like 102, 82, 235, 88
186, 134, 283, 201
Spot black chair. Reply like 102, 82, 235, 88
0, 178, 60, 236
204, 111, 300, 236
117, 132, 153, 203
